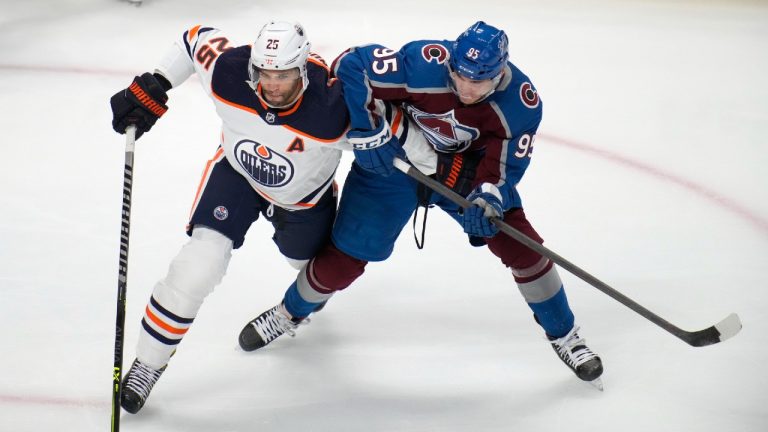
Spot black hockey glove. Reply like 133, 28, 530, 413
110, 72, 170, 139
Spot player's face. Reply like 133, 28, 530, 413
257, 68, 302, 107
450, 71, 498, 105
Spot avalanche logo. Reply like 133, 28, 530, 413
234, 139, 294, 187
405, 105, 479, 153
519, 82, 540, 109
421, 43, 448, 64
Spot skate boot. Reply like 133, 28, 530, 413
549, 325, 604, 389
121, 359, 166, 413
239, 303, 305, 352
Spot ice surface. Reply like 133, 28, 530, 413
0, 1, 766, 431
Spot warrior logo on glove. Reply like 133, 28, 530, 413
110, 72, 170, 139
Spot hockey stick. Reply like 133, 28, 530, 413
393, 157, 742, 347
111, 125, 136, 431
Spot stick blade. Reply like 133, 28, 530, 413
683, 313, 742, 347
713, 313, 742, 343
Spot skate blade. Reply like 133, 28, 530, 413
587, 377, 604, 391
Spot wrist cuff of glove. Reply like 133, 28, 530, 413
347, 118, 392, 150
152, 73, 173, 91
476, 183, 503, 204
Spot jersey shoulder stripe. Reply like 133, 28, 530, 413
308, 52, 329, 69
182, 25, 216, 59
490, 63, 543, 133
287, 60, 349, 141
210, 48, 348, 142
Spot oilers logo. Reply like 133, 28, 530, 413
405, 105, 479, 153
234, 139, 294, 187
213, 206, 229, 221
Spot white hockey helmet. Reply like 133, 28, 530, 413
248, 21, 311, 104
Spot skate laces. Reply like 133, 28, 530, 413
125, 361, 163, 400
250, 305, 308, 342
551, 326, 598, 368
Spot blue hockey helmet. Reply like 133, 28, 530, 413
449, 21, 509, 81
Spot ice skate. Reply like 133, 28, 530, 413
239, 303, 306, 352
549, 325, 604, 390
121, 359, 166, 413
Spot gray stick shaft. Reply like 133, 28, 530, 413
111, 125, 136, 431
392, 157, 740, 347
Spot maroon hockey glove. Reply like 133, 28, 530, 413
110, 72, 170, 139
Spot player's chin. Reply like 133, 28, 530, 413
264, 95, 285, 105
459, 95, 482, 105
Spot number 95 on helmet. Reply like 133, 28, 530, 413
449, 21, 509, 81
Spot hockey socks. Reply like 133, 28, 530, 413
528, 287, 575, 339
283, 280, 324, 319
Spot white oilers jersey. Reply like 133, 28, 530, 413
155, 26, 351, 210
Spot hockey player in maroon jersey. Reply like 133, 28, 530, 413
239, 21, 604, 389
109, 21, 352, 413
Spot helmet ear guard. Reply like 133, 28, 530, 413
248, 21, 311, 107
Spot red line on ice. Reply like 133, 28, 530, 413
0, 63, 130, 76
0, 394, 105, 408
539, 133, 768, 235
1, 63, 764, 234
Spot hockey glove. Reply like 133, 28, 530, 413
110, 72, 170, 139
462, 183, 505, 237
347, 119, 405, 177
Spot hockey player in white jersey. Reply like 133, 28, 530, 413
109, 21, 351, 414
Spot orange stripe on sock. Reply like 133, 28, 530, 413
145, 306, 189, 335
